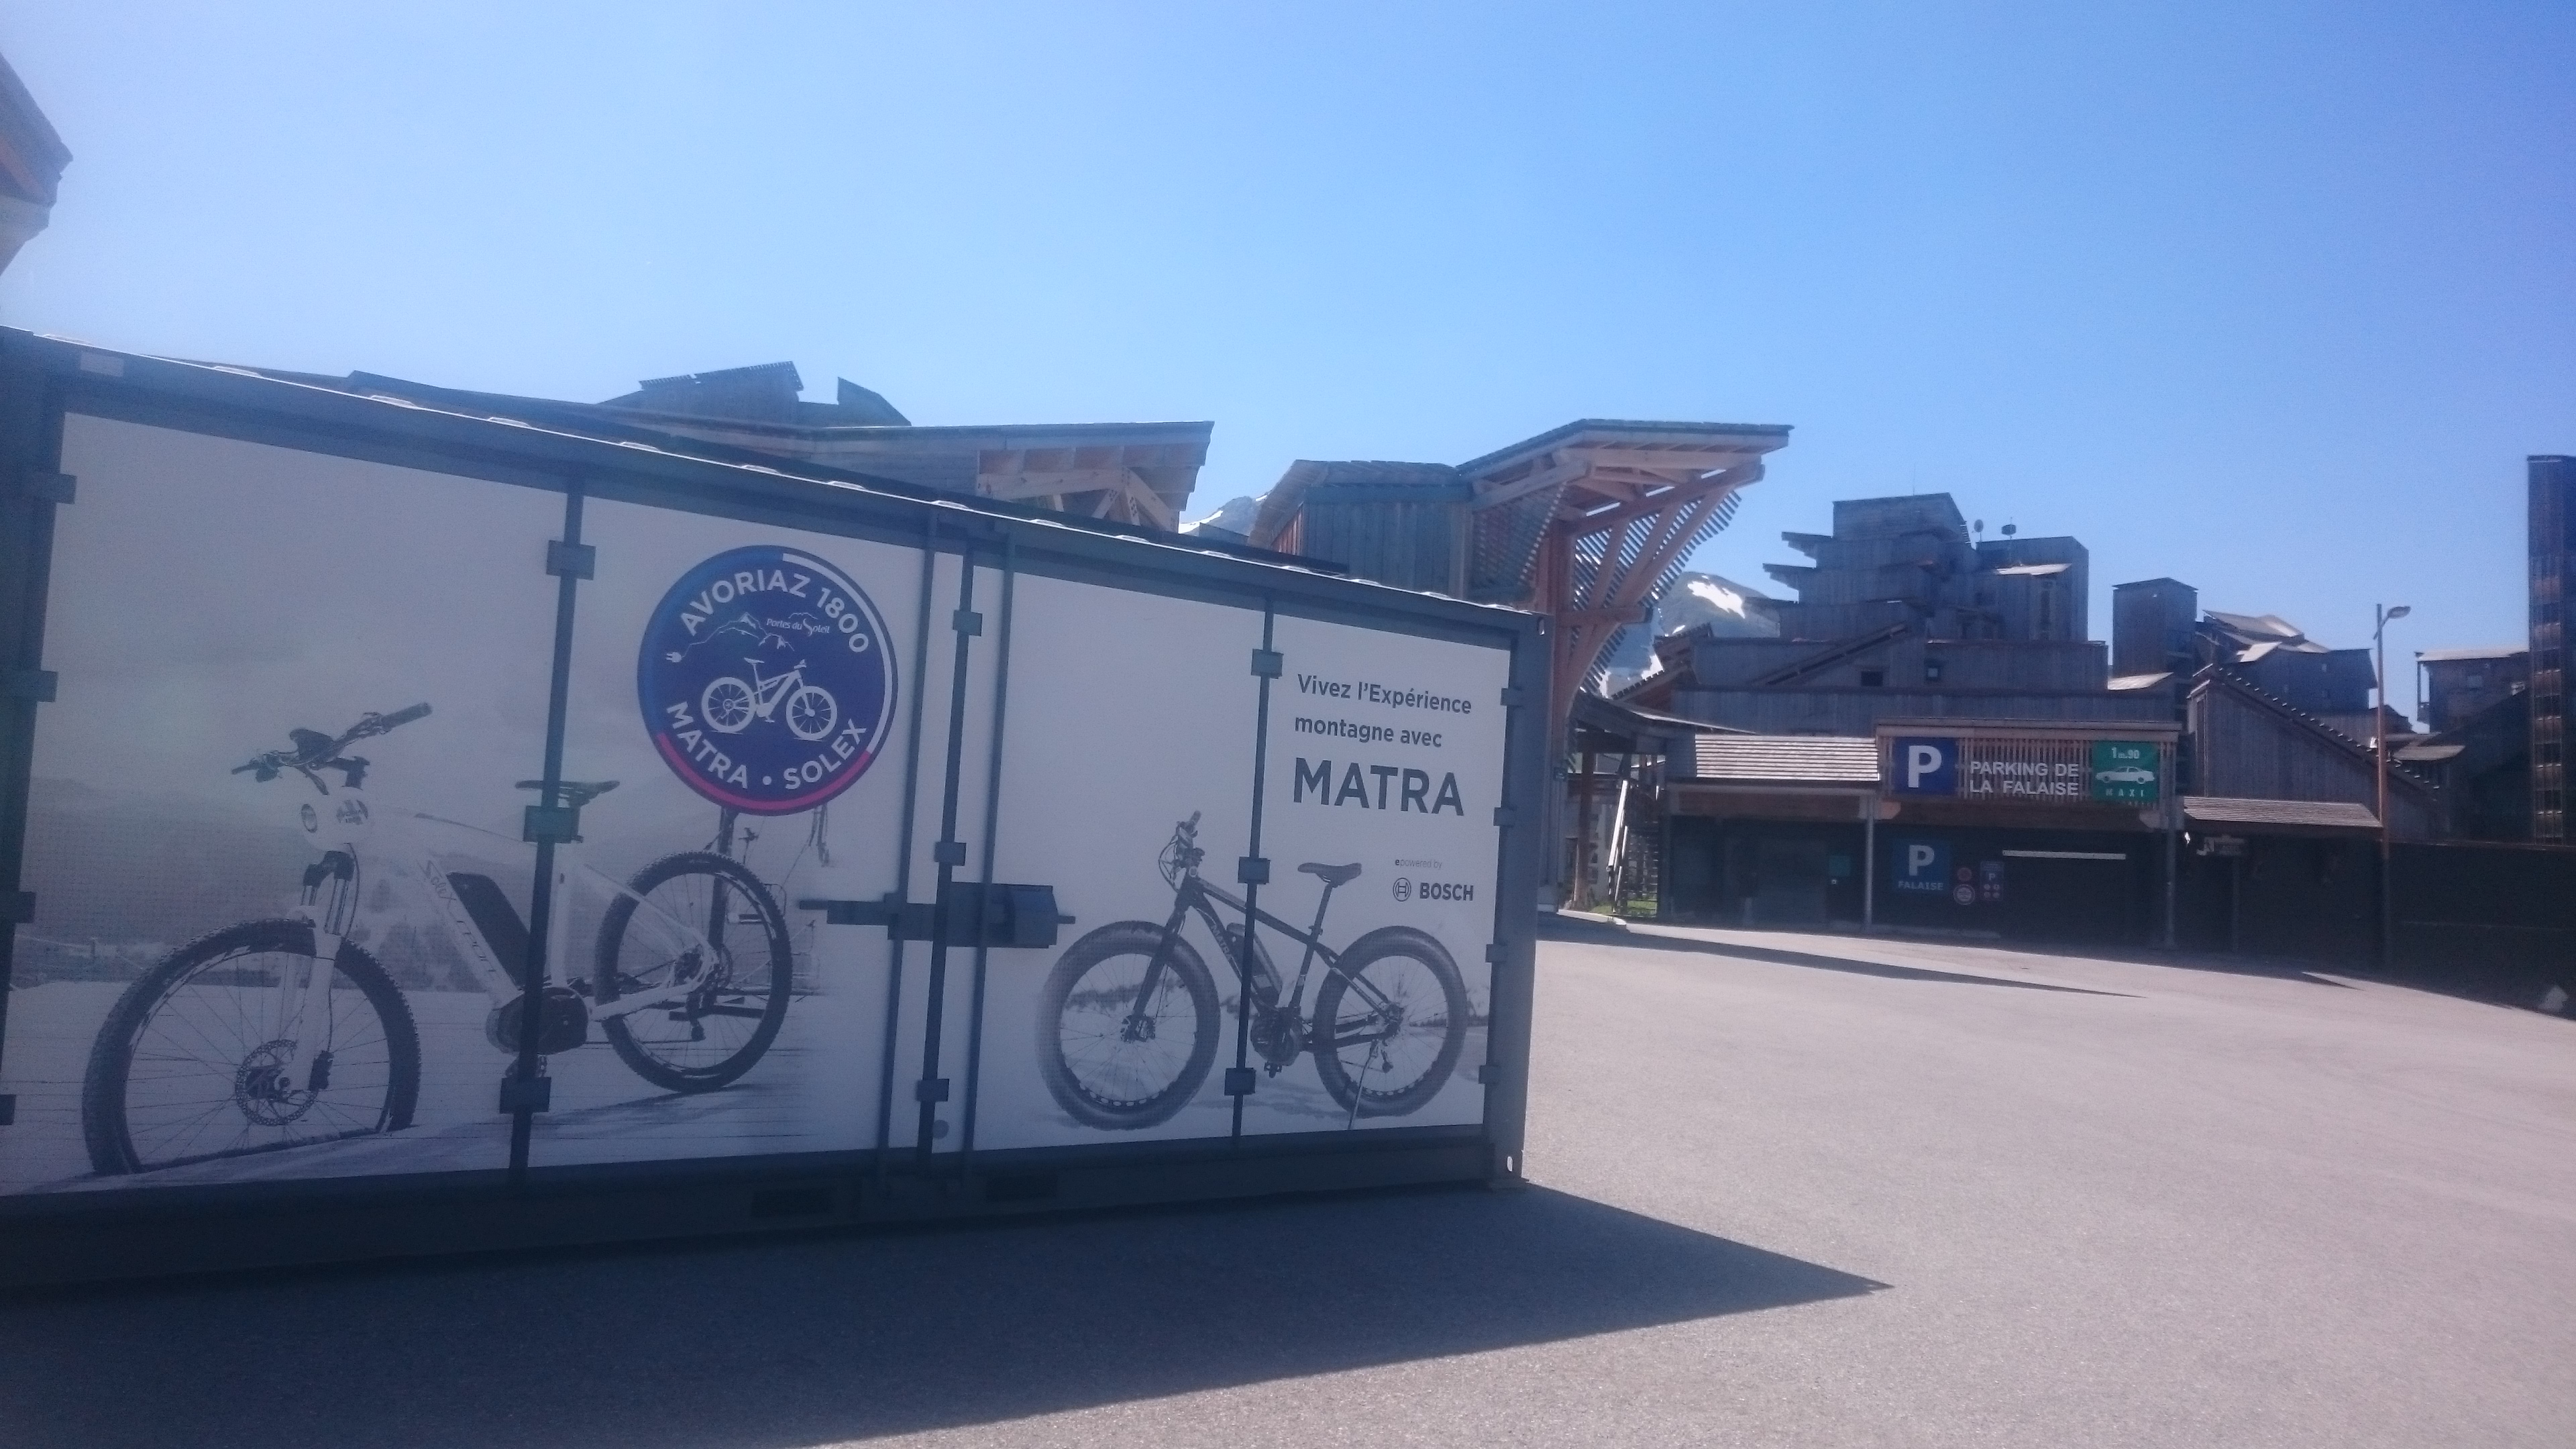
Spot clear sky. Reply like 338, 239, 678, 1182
4, 3, 2569, 702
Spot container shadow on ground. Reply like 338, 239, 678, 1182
0, 1184, 1884, 1448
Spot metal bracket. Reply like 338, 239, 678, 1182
1236, 857, 1271, 885
496, 1075, 552, 1114
23, 471, 73, 504
521, 804, 582, 843
1474, 1063, 1501, 1085
914, 1077, 951, 1103
1222, 1067, 1257, 1097
952, 608, 983, 637
1484, 942, 1506, 965
1250, 649, 1283, 679
545, 540, 596, 580
0, 1095, 15, 1127
932, 840, 967, 866
1499, 687, 1527, 708
1492, 806, 1519, 827
3, 890, 32, 925
801, 883, 1071, 949
7, 669, 57, 703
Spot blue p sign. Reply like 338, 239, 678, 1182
1892, 839, 1950, 894
1891, 737, 1957, 796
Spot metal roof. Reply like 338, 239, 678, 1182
2416, 646, 2526, 663
1988, 561, 2071, 577
2108, 672, 2176, 691
2182, 796, 2380, 830
1684, 735, 1880, 785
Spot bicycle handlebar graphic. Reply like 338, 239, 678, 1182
232, 702, 433, 792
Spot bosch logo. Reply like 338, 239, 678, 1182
1397, 878, 1474, 904
637, 545, 896, 815
1393, 877, 1411, 902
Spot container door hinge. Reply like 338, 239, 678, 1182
1499, 687, 1527, 708
932, 839, 967, 866
0, 1096, 15, 1127
952, 608, 983, 637
1483, 941, 1507, 965
914, 1077, 951, 1103
22, 470, 74, 504
545, 541, 596, 579
7, 669, 57, 702
1236, 857, 1271, 885
1474, 1063, 1501, 1085
1250, 648, 1283, 678
1492, 806, 1519, 827
3, 890, 32, 924
1222, 1067, 1258, 1097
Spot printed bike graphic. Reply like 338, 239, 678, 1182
1036, 812, 1470, 1130
700, 659, 838, 741
77, 702, 798, 1177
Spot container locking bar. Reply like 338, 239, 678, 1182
801, 882, 1073, 949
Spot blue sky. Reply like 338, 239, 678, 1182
4, 3, 2569, 700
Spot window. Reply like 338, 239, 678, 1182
1924, 659, 1945, 683
1859, 669, 1885, 688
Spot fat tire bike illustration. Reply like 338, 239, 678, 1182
700, 658, 837, 742
1035, 812, 1470, 1130
78, 702, 796, 1177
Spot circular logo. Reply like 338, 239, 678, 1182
1393, 877, 1412, 902
637, 545, 896, 815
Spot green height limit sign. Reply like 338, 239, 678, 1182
2089, 740, 2160, 804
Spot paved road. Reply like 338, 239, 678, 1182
3, 925, 2570, 1447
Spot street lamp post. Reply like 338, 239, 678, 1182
2375, 603, 2411, 971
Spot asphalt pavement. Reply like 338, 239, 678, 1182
2, 924, 2570, 1447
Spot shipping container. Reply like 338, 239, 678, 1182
0, 331, 1546, 1285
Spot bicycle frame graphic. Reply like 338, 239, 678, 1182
1036, 813, 1468, 1130
700, 658, 838, 741
76, 703, 797, 1177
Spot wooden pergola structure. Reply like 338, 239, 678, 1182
1248, 419, 1790, 898
1456, 421, 1790, 745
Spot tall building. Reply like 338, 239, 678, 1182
1620, 492, 2161, 735
2530, 455, 2576, 841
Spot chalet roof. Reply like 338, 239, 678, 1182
1455, 418, 1790, 479
0, 51, 70, 207
195, 362, 1212, 527
1682, 734, 1880, 786
2203, 609, 2332, 657
2417, 645, 2526, 663
2188, 665, 2439, 799
2182, 797, 2381, 831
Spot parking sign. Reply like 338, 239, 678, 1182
1892, 838, 1951, 893
1890, 737, 1957, 796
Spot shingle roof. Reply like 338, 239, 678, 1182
1685, 735, 1880, 785
2182, 796, 2380, 830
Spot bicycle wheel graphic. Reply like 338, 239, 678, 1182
784, 684, 837, 741
1036, 922, 1219, 1129
80, 920, 421, 1175
701, 676, 756, 734
594, 851, 793, 1092
1309, 926, 1468, 1118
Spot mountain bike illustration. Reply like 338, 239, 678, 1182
700, 659, 837, 741
1036, 812, 1470, 1130
78, 702, 795, 1177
